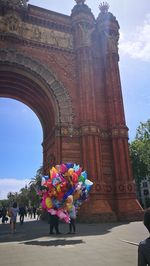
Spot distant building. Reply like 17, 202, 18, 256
140, 178, 150, 208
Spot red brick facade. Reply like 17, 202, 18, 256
0, 1, 142, 221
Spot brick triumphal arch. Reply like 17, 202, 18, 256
0, 0, 142, 221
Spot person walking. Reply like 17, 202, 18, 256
19, 205, 26, 225
138, 208, 150, 266
9, 202, 19, 234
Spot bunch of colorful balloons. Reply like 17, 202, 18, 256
38, 163, 93, 223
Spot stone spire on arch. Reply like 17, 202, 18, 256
74, 0, 86, 4
0, 0, 29, 9
72, 0, 93, 17
99, 2, 110, 13
97, 1, 118, 23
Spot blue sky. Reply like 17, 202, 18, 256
0, 0, 150, 199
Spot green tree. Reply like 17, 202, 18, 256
7, 192, 19, 206
28, 166, 43, 207
130, 119, 150, 185
0, 199, 9, 208
30, 166, 43, 188
5, 167, 43, 207
18, 186, 29, 206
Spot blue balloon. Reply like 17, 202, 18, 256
65, 162, 74, 169
52, 199, 61, 209
73, 164, 80, 171
63, 187, 74, 201
44, 175, 49, 180
84, 179, 93, 192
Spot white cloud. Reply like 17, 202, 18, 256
119, 13, 150, 62
0, 178, 30, 200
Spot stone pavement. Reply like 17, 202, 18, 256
0, 216, 148, 266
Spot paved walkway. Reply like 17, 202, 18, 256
0, 216, 148, 266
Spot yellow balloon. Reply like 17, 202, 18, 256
68, 168, 74, 176
50, 166, 58, 179
45, 197, 52, 209
56, 184, 61, 192
66, 203, 73, 211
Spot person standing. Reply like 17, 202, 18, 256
19, 205, 26, 225
49, 209, 61, 235
138, 208, 150, 266
33, 206, 36, 219
1, 206, 7, 224
68, 204, 76, 234
36, 207, 41, 220
9, 202, 19, 234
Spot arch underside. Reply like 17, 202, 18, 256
0, 49, 74, 170
0, 67, 55, 139
0, 49, 74, 138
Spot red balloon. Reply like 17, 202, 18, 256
72, 172, 78, 184
57, 192, 64, 201
61, 182, 67, 192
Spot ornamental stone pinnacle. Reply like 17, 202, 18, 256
75, 0, 85, 4
0, 0, 29, 9
99, 2, 109, 13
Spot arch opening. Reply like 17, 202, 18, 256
0, 98, 43, 199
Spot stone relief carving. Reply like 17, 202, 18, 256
4, 13, 21, 33
78, 23, 94, 46
104, 30, 119, 53
0, 15, 73, 50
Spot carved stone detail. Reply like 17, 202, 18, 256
77, 23, 94, 47
93, 183, 113, 193
4, 13, 21, 33
61, 126, 80, 137
116, 182, 135, 194
103, 30, 119, 54
111, 128, 128, 138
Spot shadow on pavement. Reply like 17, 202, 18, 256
22, 239, 84, 246
0, 219, 129, 244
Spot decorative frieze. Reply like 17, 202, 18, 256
93, 183, 113, 193
111, 128, 128, 138
58, 124, 128, 138
116, 182, 135, 194
0, 14, 73, 50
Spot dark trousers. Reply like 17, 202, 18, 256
69, 218, 76, 233
49, 214, 59, 234
20, 214, 24, 224
2, 215, 6, 223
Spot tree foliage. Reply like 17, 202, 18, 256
130, 119, 150, 184
0, 166, 43, 207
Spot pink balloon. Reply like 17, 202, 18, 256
48, 209, 57, 215
60, 164, 67, 173
75, 167, 82, 176
41, 199, 46, 209
57, 210, 70, 223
